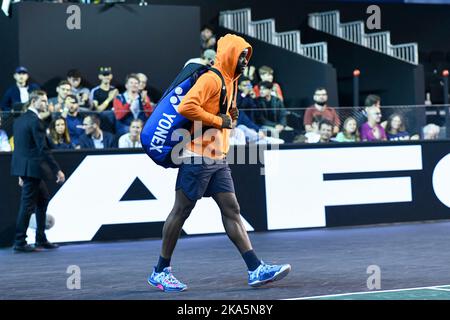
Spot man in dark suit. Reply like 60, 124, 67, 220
11, 90, 66, 253
78, 114, 117, 149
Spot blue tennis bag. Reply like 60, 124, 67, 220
141, 63, 227, 168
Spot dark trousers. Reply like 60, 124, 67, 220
14, 177, 50, 246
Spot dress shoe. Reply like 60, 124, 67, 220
35, 241, 59, 250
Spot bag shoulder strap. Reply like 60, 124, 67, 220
209, 67, 228, 115
159, 64, 207, 102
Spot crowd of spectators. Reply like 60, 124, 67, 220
0, 65, 153, 151
232, 65, 440, 145
0, 25, 445, 152
291, 90, 425, 144
0, 62, 444, 153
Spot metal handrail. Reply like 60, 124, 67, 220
220, 8, 328, 64
274, 31, 301, 53
308, 11, 418, 65
249, 19, 276, 44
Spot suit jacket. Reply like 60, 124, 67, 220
78, 131, 116, 149
11, 110, 60, 179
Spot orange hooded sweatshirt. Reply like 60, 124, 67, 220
177, 34, 253, 159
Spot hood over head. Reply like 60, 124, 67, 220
213, 34, 252, 81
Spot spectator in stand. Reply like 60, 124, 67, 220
67, 69, 91, 111
79, 114, 116, 149
90, 67, 118, 112
318, 119, 334, 143
242, 65, 257, 85
60, 95, 85, 147
253, 66, 284, 101
200, 25, 217, 50
304, 115, 322, 143
47, 116, 73, 150
184, 49, 216, 67
385, 113, 419, 141
304, 87, 340, 135
0, 113, 12, 152
0, 66, 40, 113
90, 67, 119, 134
422, 123, 440, 140
335, 117, 360, 142
296, 117, 332, 144
233, 77, 283, 144
48, 80, 72, 114
113, 74, 153, 136
237, 76, 257, 122
233, 106, 284, 145
136, 73, 154, 107
355, 94, 381, 128
360, 106, 387, 141
118, 119, 143, 148
255, 81, 290, 139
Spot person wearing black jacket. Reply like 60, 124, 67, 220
0, 66, 40, 113
78, 114, 117, 149
255, 81, 288, 139
11, 90, 65, 253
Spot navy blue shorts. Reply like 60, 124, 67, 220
175, 158, 235, 201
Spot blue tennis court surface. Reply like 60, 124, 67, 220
2, 220, 450, 300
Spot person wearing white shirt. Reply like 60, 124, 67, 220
118, 119, 143, 148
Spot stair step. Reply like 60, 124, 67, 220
308, 10, 418, 65
219, 8, 328, 64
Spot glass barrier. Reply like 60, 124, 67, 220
1, 103, 449, 153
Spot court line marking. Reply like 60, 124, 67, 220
284, 284, 450, 300
429, 287, 450, 292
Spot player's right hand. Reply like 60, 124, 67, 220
219, 114, 232, 129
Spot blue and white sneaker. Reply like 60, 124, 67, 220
248, 261, 291, 287
148, 267, 187, 292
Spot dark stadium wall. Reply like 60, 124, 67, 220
0, 11, 19, 98
216, 27, 339, 110
0, 2, 200, 98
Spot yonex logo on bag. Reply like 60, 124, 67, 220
150, 113, 177, 153
170, 87, 185, 111
141, 65, 230, 168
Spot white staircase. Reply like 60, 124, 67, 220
308, 10, 418, 65
219, 8, 328, 64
